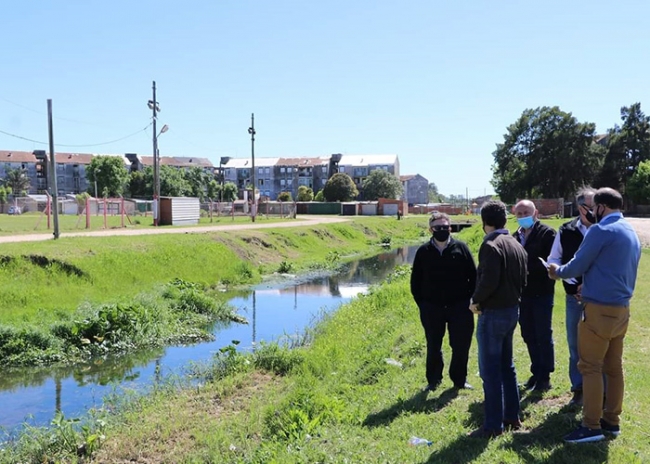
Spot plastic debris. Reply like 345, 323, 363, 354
408, 436, 433, 446
385, 358, 403, 368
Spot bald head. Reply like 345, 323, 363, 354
514, 200, 536, 218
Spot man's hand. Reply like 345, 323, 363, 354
469, 302, 481, 315
548, 263, 561, 280
575, 284, 582, 302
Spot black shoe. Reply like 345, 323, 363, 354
454, 382, 474, 390
564, 426, 605, 443
504, 418, 523, 431
424, 380, 441, 392
600, 419, 620, 436
568, 390, 583, 406
533, 380, 552, 392
522, 376, 537, 391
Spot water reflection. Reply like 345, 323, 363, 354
0, 245, 419, 432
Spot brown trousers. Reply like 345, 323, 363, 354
578, 302, 629, 430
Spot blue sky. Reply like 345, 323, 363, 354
1, 0, 648, 197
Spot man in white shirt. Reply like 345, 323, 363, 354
547, 187, 596, 406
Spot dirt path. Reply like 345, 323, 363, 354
0, 216, 351, 244
621, 217, 650, 247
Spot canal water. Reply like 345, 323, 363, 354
0, 245, 419, 433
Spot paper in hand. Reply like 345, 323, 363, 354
538, 257, 550, 269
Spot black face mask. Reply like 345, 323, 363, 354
583, 209, 596, 225
595, 205, 605, 223
433, 230, 450, 242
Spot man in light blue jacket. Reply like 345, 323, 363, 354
549, 187, 641, 444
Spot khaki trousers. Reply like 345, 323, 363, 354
578, 302, 629, 430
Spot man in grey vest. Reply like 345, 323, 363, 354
547, 187, 596, 407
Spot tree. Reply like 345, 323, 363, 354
206, 180, 219, 200
491, 106, 604, 203
322, 173, 358, 202
596, 103, 650, 193
127, 169, 151, 198
183, 167, 210, 200
626, 160, 650, 205
277, 191, 293, 202
428, 182, 443, 203
86, 156, 130, 197
314, 190, 325, 202
159, 165, 190, 197
296, 185, 314, 201
2, 169, 30, 206
221, 182, 238, 202
0, 186, 7, 205
361, 169, 403, 200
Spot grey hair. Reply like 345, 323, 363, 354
575, 186, 596, 203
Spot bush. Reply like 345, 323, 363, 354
277, 191, 293, 202
277, 260, 293, 273
253, 342, 304, 375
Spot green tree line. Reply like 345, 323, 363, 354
491, 103, 650, 204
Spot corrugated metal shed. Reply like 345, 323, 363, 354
159, 197, 200, 226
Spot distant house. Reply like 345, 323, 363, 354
400, 174, 429, 205
337, 155, 400, 198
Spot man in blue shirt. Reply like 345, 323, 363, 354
549, 188, 641, 444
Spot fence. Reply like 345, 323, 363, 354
200, 201, 296, 221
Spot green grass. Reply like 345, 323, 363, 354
36, 219, 642, 464
0, 211, 286, 236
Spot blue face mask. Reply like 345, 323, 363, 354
517, 215, 535, 229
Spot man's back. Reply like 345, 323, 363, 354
581, 215, 641, 306
473, 231, 528, 310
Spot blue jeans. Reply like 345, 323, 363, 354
565, 295, 583, 391
519, 294, 555, 381
477, 306, 520, 432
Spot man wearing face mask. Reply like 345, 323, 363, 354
547, 187, 596, 406
410, 212, 477, 391
549, 188, 641, 444
513, 200, 557, 392
469, 201, 527, 437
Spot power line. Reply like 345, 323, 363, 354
0, 123, 153, 148
0, 96, 97, 126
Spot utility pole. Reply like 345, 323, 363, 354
466, 186, 469, 213
47, 99, 60, 239
149, 81, 160, 226
248, 113, 256, 222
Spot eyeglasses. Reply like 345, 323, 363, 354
431, 225, 449, 231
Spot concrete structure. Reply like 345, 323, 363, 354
400, 174, 429, 205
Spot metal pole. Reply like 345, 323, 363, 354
249, 113, 256, 222
47, 99, 60, 239
152, 81, 159, 226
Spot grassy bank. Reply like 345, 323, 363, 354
0, 217, 427, 366
27, 219, 643, 464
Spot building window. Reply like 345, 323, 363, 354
287, 167, 292, 173
287, 179, 293, 185
280, 179, 286, 186
322, 178, 327, 185
258, 179, 264, 186
339, 167, 345, 172
265, 167, 270, 174
322, 166, 327, 173
280, 167, 285, 173
258, 168, 263, 175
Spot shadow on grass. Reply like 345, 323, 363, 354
362, 387, 459, 428
421, 401, 610, 464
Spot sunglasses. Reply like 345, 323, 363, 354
431, 225, 449, 231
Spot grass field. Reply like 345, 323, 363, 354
79, 219, 648, 464
8, 216, 647, 463
0, 211, 286, 236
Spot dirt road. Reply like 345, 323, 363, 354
0, 216, 351, 244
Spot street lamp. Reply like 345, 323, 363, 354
94, 168, 100, 199
248, 113, 256, 222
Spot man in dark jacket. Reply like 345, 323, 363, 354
513, 200, 557, 392
469, 201, 528, 438
410, 212, 477, 391
547, 187, 596, 406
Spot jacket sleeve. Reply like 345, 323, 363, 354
462, 243, 477, 298
410, 248, 423, 305
472, 244, 501, 306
